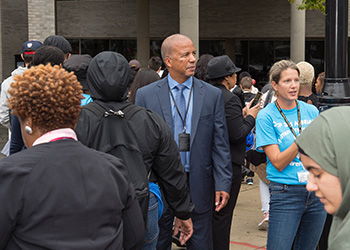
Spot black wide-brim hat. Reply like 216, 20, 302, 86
206, 55, 241, 79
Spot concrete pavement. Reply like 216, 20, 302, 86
229, 179, 267, 250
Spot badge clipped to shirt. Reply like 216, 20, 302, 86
178, 132, 190, 151
297, 171, 309, 183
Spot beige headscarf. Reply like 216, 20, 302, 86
296, 106, 350, 250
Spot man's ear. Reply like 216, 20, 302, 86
21, 54, 24, 61
164, 57, 172, 68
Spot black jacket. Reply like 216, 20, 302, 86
75, 52, 193, 219
0, 140, 144, 250
217, 84, 255, 165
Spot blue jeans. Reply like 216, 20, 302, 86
142, 193, 159, 250
267, 182, 327, 250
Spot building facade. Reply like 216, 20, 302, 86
0, 0, 340, 85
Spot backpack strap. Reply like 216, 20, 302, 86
122, 104, 145, 120
83, 100, 151, 187
84, 100, 133, 118
83, 101, 106, 117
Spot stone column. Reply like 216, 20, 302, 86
137, 0, 150, 68
290, 0, 305, 63
28, 0, 55, 42
179, 0, 199, 56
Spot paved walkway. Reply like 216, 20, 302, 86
229, 179, 267, 250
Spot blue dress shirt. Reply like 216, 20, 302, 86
168, 75, 193, 172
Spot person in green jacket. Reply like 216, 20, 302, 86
296, 106, 350, 250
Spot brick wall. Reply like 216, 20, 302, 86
56, 0, 326, 39
28, 0, 55, 42
56, 0, 138, 38
0, 0, 28, 81
0, 0, 334, 81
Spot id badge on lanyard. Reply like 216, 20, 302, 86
297, 171, 309, 183
169, 83, 193, 152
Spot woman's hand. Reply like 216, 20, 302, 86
244, 98, 261, 119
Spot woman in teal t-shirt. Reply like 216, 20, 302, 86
256, 60, 326, 250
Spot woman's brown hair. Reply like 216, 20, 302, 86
8, 64, 83, 133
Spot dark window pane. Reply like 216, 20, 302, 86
235, 40, 249, 73
305, 41, 324, 76
67, 39, 80, 54
150, 40, 162, 58
110, 40, 136, 61
81, 39, 109, 57
199, 40, 225, 56
249, 41, 274, 88
15, 54, 24, 68
274, 41, 290, 62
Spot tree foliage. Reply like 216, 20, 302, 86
289, 0, 325, 14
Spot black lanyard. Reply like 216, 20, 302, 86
168, 82, 193, 133
274, 100, 302, 138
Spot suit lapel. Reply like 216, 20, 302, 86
191, 78, 204, 147
156, 79, 173, 131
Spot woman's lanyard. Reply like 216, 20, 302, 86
275, 100, 302, 138
168, 83, 193, 133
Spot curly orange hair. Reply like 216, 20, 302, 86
8, 64, 83, 133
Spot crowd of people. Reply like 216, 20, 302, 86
0, 33, 348, 250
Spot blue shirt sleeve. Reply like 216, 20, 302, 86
256, 106, 277, 150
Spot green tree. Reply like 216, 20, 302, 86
289, 0, 325, 13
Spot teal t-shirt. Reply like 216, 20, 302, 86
256, 100, 319, 185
